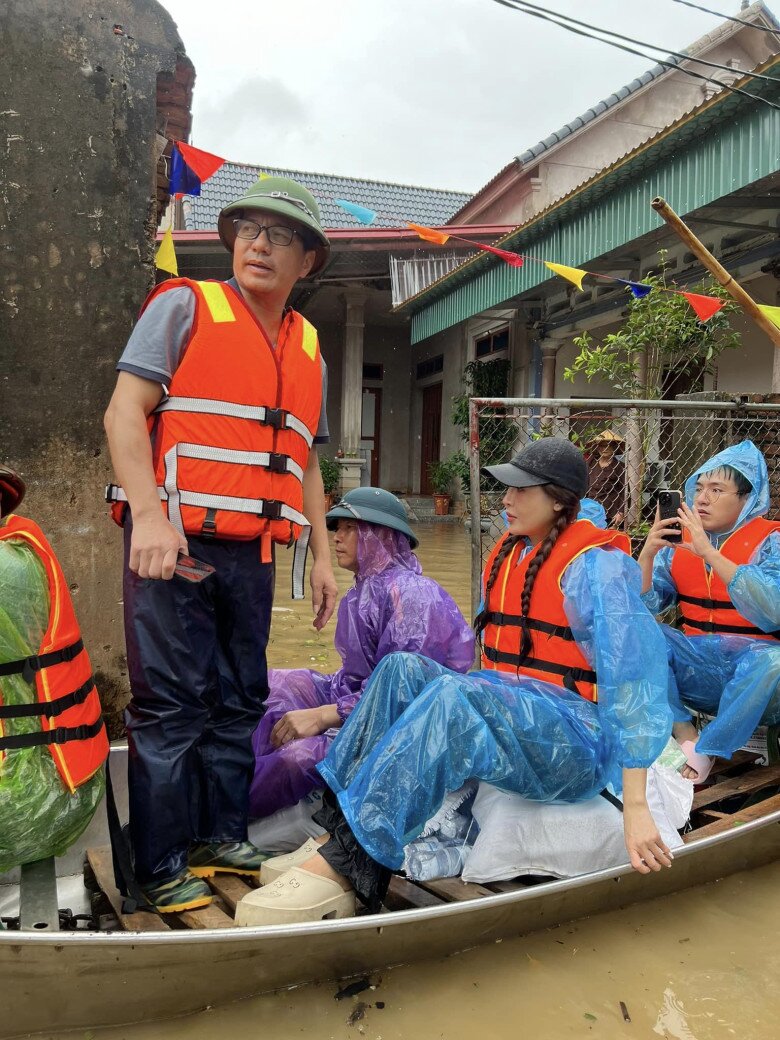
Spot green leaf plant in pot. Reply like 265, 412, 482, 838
428, 456, 458, 516
319, 455, 341, 511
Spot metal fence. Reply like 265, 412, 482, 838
467, 396, 780, 618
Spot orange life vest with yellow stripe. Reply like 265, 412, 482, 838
109, 278, 321, 547
480, 520, 630, 701
0, 515, 108, 792
670, 516, 780, 639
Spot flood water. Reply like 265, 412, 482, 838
85, 525, 780, 1039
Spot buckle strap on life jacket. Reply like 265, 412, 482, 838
154, 397, 314, 449
482, 613, 578, 642
677, 592, 733, 610
0, 676, 95, 720
174, 443, 305, 483
0, 638, 84, 684
482, 645, 597, 686
681, 615, 780, 638
0, 716, 105, 752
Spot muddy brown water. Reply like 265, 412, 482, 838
76, 525, 780, 1038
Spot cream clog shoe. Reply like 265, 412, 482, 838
235, 867, 356, 926
259, 837, 323, 885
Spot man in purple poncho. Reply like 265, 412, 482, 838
249, 487, 475, 818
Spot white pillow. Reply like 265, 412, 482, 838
461, 765, 691, 884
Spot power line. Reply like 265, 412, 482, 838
671, 0, 780, 35
489, 0, 780, 111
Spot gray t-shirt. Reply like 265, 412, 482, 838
117, 277, 329, 443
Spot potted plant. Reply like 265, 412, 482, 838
428, 456, 458, 516
319, 455, 341, 511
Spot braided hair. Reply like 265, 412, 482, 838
474, 484, 580, 666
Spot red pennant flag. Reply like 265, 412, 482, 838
682, 292, 724, 323
472, 242, 525, 268
176, 141, 226, 183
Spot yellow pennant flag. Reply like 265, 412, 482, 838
544, 262, 587, 291
758, 304, 780, 331
155, 226, 178, 276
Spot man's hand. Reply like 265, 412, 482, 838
310, 558, 337, 631
271, 707, 329, 747
675, 501, 711, 559
624, 802, 673, 874
639, 505, 683, 563
130, 511, 188, 580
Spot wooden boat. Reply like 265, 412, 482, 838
1, 743, 778, 1038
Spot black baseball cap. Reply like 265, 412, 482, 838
482, 439, 588, 497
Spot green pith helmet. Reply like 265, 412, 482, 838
218, 175, 330, 275
326, 487, 418, 549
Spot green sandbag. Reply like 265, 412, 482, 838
0, 537, 104, 873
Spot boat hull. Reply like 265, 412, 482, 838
1, 811, 778, 1038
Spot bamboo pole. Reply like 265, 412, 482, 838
651, 197, 780, 352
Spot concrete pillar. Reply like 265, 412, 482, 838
540, 344, 558, 398
340, 290, 368, 455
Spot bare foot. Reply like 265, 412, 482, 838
300, 851, 353, 892
673, 721, 699, 744
680, 763, 699, 781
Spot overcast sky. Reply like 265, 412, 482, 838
160, 0, 745, 193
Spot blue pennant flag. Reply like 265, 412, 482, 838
169, 145, 202, 197
616, 278, 652, 299
334, 199, 377, 225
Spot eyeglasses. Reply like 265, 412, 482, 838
693, 487, 740, 503
233, 217, 298, 247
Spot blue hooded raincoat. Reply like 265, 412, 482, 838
318, 534, 672, 871
642, 439, 780, 758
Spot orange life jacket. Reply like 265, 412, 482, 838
0, 515, 108, 792
480, 520, 630, 701
108, 278, 321, 549
669, 515, 780, 639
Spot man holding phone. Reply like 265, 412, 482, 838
639, 441, 780, 782
104, 176, 338, 912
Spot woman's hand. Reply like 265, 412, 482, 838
623, 801, 673, 874
270, 707, 329, 748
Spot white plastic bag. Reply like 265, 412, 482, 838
247, 789, 325, 853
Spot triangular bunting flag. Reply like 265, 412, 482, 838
176, 141, 225, 183
155, 226, 178, 276
408, 222, 450, 245
682, 292, 724, 323
334, 199, 378, 225
470, 242, 524, 268
758, 304, 780, 331
615, 278, 652, 299
545, 262, 587, 290
169, 145, 202, 197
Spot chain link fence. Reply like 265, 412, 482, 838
467, 396, 780, 617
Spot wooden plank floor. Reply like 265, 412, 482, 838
87, 759, 780, 930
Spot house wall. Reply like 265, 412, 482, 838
0, 0, 191, 726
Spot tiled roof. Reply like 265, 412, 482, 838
184, 162, 471, 231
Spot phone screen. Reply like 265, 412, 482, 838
657, 490, 682, 543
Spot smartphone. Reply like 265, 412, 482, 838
174, 554, 216, 583
657, 490, 682, 543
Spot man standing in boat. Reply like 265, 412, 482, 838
104, 176, 337, 912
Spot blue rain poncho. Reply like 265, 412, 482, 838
642, 440, 780, 757
249, 522, 475, 818
318, 544, 671, 870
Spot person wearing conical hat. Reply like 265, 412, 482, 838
103, 175, 338, 912
586, 429, 626, 527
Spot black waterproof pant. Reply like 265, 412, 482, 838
123, 523, 274, 883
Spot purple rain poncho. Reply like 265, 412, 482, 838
249, 523, 475, 818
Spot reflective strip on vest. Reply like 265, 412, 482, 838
154, 397, 314, 448
176, 443, 305, 483
199, 281, 236, 323
301, 318, 318, 360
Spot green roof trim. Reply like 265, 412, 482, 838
406, 57, 780, 345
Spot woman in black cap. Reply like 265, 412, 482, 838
237, 439, 674, 926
